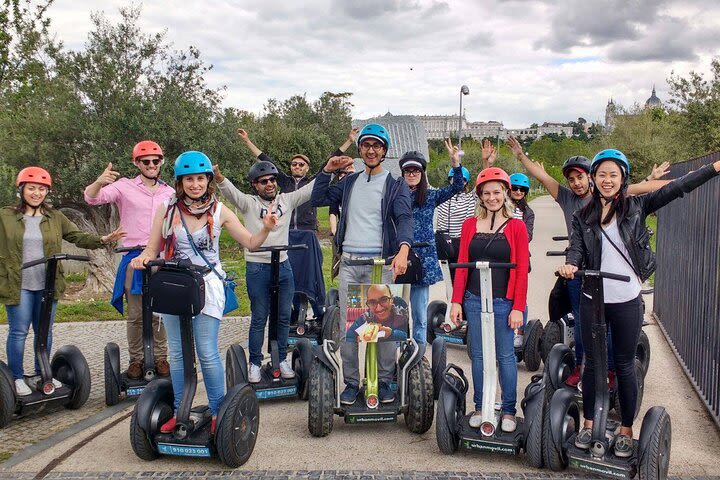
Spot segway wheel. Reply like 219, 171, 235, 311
104, 344, 121, 406
523, 319, 544, 372
226, 344, 248, 389
431, 338, 447, 401
51, 345, 91, 409
543, 390, 580, 471
405, 357, 434, 434
308, 358, 334, 437
426, 301, 446, 345
637, 329, 651, 376
638, 406, 671, 480
613, 357, 645, 421
541, 320, 563, 362
292, 339, 313, 400
435, 382, 460, 454
321, 305, 342, 346
216, 384, 260, 468
523, 375, 545, 468
0, 361, 16, 428
544, 344, 575, 404
129, 399, 172, 461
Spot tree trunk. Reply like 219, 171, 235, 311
59, 203, 119, 295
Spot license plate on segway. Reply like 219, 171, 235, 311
157, 442, 211, 458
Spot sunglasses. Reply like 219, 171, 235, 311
140, 159, 162, 166
255, 177, 277, 186
291, 161, 307, 167
366, 296, 392, 308
511, 186, 529, 193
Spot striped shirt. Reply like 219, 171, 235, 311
435, 191, 477, 238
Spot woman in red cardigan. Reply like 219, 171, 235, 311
449, 167, 530, 433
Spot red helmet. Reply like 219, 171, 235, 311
132, 140, 164, 163
16, 167, 52, 189
475, 167, 510, 191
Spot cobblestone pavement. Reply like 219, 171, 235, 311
0, 317, 250, 458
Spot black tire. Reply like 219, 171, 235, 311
524, 387, 544, 468
215, 385, 260, 468
51, 345, 91, 410
435, 385, 460, 454
104, 345, 120, 406
129, 406, 162, 461
541, 320, 563, 362
321, 305, 342, 346
637, 329, 651, 376
524, 320, 544, 372
544, 344, 575, 405
292, 339, 313, 400
405, 357, 434, 434
0, 361, 16, 428
307, 358, 334, 437
638, 407, 672, 480
542, 392, 579, 472
431, 338, 447, 401
614, 357, 645, 421
226, 344, 248, 390
426, 301, 446, 345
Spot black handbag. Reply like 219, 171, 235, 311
148, 262, 206, 316
435, 230, 456, 261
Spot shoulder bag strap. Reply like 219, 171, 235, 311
595, 224, 640, 278
478, 218, 511, 258
179, 212, 225, 281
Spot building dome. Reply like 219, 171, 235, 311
645, 85, 661, 107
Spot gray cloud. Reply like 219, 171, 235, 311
331, 0, 420, 19
464, 32, 494, 49
607, 16, 698, 62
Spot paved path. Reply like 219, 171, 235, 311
1, 196, 719, 478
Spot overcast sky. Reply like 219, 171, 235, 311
47, 0, 720, 127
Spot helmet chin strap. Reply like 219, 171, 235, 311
363, 157, 385, 182
140, 171, 159, 185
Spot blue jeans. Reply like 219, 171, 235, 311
246, 261, 294, 367
567, 278, 614, 371
5, 289, 58, 380
464, 293, 517, 415
410, 284, 429, 345
162, 313, 224, 416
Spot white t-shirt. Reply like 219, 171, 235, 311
600, 221, 641, 303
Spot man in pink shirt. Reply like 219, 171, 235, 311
84, 140, 174, 379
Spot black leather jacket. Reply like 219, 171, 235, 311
566, 164, 719, 286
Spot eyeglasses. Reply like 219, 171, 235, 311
140, 159, 162, 166
255, 177, 277, 186
403, 168, 422, 177
291, 162, 307, 167
360, 142, 385, 152
366, 296, 392, 308
511, 186, 529, 193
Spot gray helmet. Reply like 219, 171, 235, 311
561, 156, 591, 177
248, 161, 279, 183
399, 151, 427, 171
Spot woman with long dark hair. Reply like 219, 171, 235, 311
558, 149, 720, 457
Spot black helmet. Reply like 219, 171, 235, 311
248, 161, 279, 183
561, 156, 591, 177
399, 151, 427, 171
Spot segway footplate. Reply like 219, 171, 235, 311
458, 414, 524, 455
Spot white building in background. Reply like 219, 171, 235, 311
414, 114, 572, 140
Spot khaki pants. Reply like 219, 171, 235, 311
125, 263, 167, 363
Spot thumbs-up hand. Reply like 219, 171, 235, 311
96, 162, 120, 186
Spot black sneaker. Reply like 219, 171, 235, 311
614, 434, 634, 458
575, 427, 592, 449
340, 384, 360, 405
379, 382, 395, 403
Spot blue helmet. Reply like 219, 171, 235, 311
591, 149, 630, 177
357, 123, 391, 150
174, 151, 213, 180
509, 173, 531, 190
448, 166, 471, 183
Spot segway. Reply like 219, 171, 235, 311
104, 245, 163, 406
433, 261, 545, 466
0, 255, 92, 428
307, 255, 434, 437
129, 259, 258, 467
543, 270, 670, 479
226, 245, 313, 401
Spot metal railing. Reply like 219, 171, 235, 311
653, 150, 720, 429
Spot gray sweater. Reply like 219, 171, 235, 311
217, 178, 315, 264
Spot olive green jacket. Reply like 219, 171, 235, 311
0, 207, 104, 305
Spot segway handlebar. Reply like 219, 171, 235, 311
555, 270, 631, 283
144, 258, 212, 275
552, 236, 569, 241
22, 254, 91, 269
115, 245, 146, 253
449, 262, 516, 270
252, 244, 307, 253
344, 243, 429, 266
546, 250, 568, 257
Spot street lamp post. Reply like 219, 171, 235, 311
458, 84, 470, 150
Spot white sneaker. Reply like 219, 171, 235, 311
501, 415, 517, 433
15, 378, 32, 396
52, 378, 63, 388
248, 363, 261, 383
469, 410, 483, 428
514, 333, 524, 348
279, 359, 295, 379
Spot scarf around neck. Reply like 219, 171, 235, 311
161, 193, 217, 259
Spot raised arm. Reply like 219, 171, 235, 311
481, 139, 496, 170
641, 160, 720, 215
221, 202, 277, 250
506, 136, 561, 199
213, 164, 253, 214
236, 128, 263, 157
311, 156, 354, 207
84, 162, 121, 204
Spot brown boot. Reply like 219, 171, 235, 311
127, 361, 143, 380
155, 359, 170, 377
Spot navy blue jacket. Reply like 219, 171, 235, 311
311, 169, 414, 257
